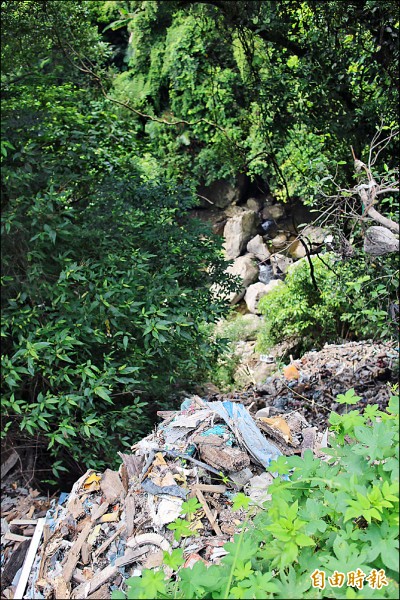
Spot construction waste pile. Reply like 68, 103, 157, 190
1, 339, 397, 599
1, 396, 326, 600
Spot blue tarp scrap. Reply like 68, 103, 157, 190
200, 424, 234, 446
205, 401, 282, 469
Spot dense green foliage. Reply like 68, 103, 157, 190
97, 0, 399, 199
112, 390, 399, 599
257, 252, 399, 355
1, 1, 235, 473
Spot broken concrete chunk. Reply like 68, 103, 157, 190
118, 453, 145, 479
198, 445, 250, 472
227, 468, 253, 487
301, 427, 317, 457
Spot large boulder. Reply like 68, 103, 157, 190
246, 235, 270, 261
261, 204, 285, 221
364, 226, 399, 256
288, 239, 307, 259
223, 211, 259, 259
244, 280, 284, 314
226, 254, 259, 304
270, 232, 288, 250
246, 197, 264, 212
244, 282, 268, 314
300, 225, 326, 247
197, 175, 248, 209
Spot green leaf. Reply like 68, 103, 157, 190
295, 533, 315, 547
336, 388, 361, 405
163, 548, 184, 571
94, 387, 112, 403
137, 570, 166, 599
232, 493, 251, 511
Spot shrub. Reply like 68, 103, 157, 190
206, 314, 262, 391
257, 252, 399, 355
256, 254, 344, 354
112, 389, 399, 599
215, 313, 262, 344
1, 81, 235, 474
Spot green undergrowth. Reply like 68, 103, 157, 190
257, 253, 399, 356
112, 388, 399, 599
207, 313, 263, 391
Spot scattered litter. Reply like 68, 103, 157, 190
2, 392, 320, 599
283, 364, 300, 380
246, 472, 274, 505
1, 340, 396, 598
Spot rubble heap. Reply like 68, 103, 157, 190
222, 339, 398, 429
1, 397, 321, 600
1, 339, 397, 599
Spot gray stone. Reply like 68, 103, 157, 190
246, 197, 264, 212
244, 282, 269, 314
300, 225, 326, 246
246, 235, 271, 261
244, 282, 267, 315
226, 254, 259, 304
364, 226, 399, 256
270, 233, 288, 250
224, 205, 248, 217
223, 211, 259, 259
261, 204, 285, 221
245, 279, 284, 314
288, 239, 307, 259
270, 253, 293, 275
251, 362, 277, 385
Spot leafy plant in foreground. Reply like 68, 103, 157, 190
112, 390, 399, 599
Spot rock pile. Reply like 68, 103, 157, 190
198, 181, 328, 314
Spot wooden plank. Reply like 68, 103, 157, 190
1, 539, 30, 588
54, 575, 71, 599
91, 502, 109, 522
14, 517, 45, 600
100, 469, 125, 504
3, 532, 31, 542
1, 449, 19, 479
10, 519, 38, 526
87, 583, 110, 599
81, 541, 91, 565
93, 524, 125, 559
191, 484, 226, 494
114, 546, 149, 568
87, 565, 117, 595
72, 566, 117, 599
37, 524, 51, 582
62, 521, 92, 583
125, 494, 135, 538
195, 490, 222, 536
